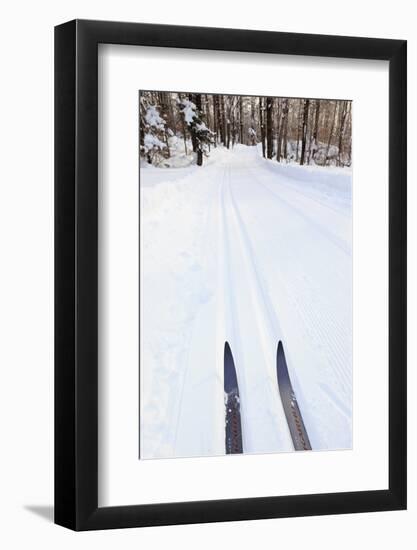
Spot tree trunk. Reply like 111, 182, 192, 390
139, 96, 147, 160
213, 95, 218, 146
251, 97, 255, 126
282, 99, 289, 161
250, 97, 256, 145
306, 105, 314, 164
311, 100, 320, 162
266, 97, 273, 159
225, 96, 231, 149
181, 117, 188, 155
195, 93, 203, 166
325, 101, 338, 165
300, 99, 310, 166
204, 94, 211, 131
295, 99, 303, 162
221, 95, 227, 146
189, 93, 198, 153
346, 103, 352, 166
259, 97, 266, 158
239, 97, 244, 144
337, 100, 348, 166
215, 95, 222, 144
276, 98, 282, 162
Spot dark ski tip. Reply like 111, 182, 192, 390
224, 341, 239, 395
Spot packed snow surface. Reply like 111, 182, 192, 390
140, 145, 352, 459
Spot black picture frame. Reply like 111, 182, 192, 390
55, 19, 407, 531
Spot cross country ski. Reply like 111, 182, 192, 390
224, 342, 243, 454
276, 341, 312, 451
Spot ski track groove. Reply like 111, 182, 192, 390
246, 167, 351, 376
224, 162, 294, 450
218, 163, 251, 451
226, 176, 317, 439
251, 223, 352, 403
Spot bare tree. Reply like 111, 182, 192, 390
311, 99, 321, 162
213, 95, 219, 145
346, 103, 352, 166
295, 99, 303, 162
276, 98, 282, 162
259, 96, 266, 158
325, 101, 338, 165
221, 95, 227, 147
266, 97, 273, 159
337, 100, 348, 166
239, 97, 244, 144
281, 99, 289, 161
300, 99, 310, 165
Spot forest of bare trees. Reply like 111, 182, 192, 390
140, 90, 352, 168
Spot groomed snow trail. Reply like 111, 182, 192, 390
140, 146, 352, 458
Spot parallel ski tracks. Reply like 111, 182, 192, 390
240, 167, 352, 402
142, 149, 352, 458
173, 156, 351, 455
219, 162, 296, 452
218, 158, 351, 452
218, 163, 250, 451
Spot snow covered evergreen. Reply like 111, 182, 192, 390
140, 99, 170, 165
178, 97, 214, 166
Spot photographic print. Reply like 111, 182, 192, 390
139, 91, 352, 460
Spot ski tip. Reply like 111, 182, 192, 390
224, 342, 238, 394
276, 340, 289, 383
224, 341, 232, 358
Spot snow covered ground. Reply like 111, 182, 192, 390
140, 145, 352, 459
